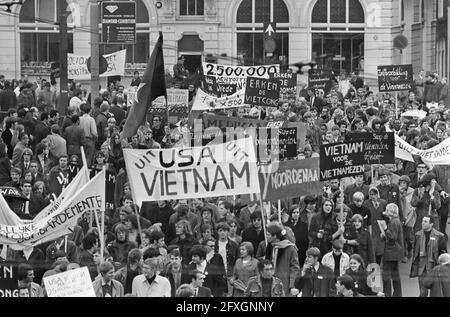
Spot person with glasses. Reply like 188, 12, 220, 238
410, 162, 429, 188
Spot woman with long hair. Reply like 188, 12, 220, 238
228, 219, 242, 245
345, 254, 383, 296
231, 242, 258, 297
309, 199, 335, 258
351, 214, 375, 266
169, 219, 196, 265
286, 204, 309, 267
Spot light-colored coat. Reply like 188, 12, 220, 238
321, 251, 350, 277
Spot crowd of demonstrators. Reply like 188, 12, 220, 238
2, 65, 450, 298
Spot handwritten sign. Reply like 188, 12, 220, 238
377, 64, 414, 92
43, 267, 95, 297
347, 132, 395, 165
68, 50, 126, 80
279, 127, 298, 160
308, 69, 333, 93
270, 72, 297, 97
0, 263, 18, 297
244, 77, 280, 107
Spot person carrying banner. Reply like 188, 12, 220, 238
265, 223, 300, 296
411, 173, 441, 233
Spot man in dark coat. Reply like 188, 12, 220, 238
294, 247, 334, 297
241, 211, 265, 252
410, 216, 447, 297
190, 270, 213, 297
0, 81, 16, 110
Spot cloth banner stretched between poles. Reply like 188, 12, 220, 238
123, 137, 260, 206
0, 170, 105, 250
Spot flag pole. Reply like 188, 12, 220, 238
259, 194, 268, 247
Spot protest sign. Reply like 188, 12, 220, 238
244, 77, 280, 107
202, 63, 279, 96
123, 138, 260, 206
204, 76, 238, 97
270, 72, 297, 97
308, 69, 333, 93
191, 88, 246, 111
0, 262, 18, 297
0, 187, 28, 200
377, 64, 414, 92
347, 132, 395, 165
0, 170, 105, 250
319, 141, 366, 181
395, 134, 450, 165
279, 127, 298, 160
43, 266, 95, 297
68, 50, 126, 80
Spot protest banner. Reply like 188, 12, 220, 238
395, 134, 450, 165
152, 89, 190, 123
319, 141, 366, 181
270, 72, 297, 97
202, 63, 279, 95
0, 170, 105, 250
67, 163, 81, 183
347, 132, 395, 165
90, 168, 116, 211
377, 64, 414, 92
202, 114, 268, 130
68, 50, 126, 80
34, 166, 91, 222
308, 69, 333, 93
123, 138, 260, 206
244, 77, 280, 107
191, 88, 246, 112
241, 158, 323, 203
43, 266, 95, 297
0, 262, 18, 297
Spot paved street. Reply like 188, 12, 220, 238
399, 222, 450, 297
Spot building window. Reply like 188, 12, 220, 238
236, 0, 290, 66
437, 0, 444, 18
19, 0, 75, 75
312, 0, 364, 25
311, 0, 365, 74
180, 0, 204, 16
